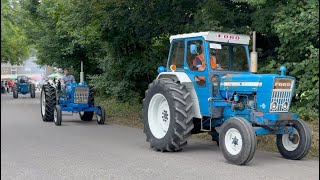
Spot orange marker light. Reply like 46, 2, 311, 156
170, 65, 177, 71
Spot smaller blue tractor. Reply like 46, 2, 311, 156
12, 75, 36, 99
40, 62, 105, 126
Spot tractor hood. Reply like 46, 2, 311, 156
219, 73, 296, 112
219, 73, 295, 94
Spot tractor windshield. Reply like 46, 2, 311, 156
17, 76, 29, 83
208, 42, 249, 72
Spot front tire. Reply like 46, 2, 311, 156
276, 119, 312, 160
96, 106, 105, 125
143, 78, 194, 152
54, 105, 62, 126
219, 117, 256, 165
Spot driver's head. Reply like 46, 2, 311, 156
64, 68, 69, 75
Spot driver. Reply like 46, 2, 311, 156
61, 68, 75, 85
192, 44, 222, 84
192, 44, 217, 71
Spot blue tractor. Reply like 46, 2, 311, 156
143, 31, 312, 165
40, 62, 105, 126
12, 75, 36, 99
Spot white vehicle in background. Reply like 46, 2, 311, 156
36, 79, 45, 91
33, 81, 39, 91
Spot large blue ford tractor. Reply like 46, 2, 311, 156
12, 75, 36, 99
40, 61, 105, 126
143, 31, 312, 165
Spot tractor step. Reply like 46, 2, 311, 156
200, 117, 212, 131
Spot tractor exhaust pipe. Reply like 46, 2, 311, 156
250, 31, 258, 73
80, 60, 84, 84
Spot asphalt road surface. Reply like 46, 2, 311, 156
1, 92, 319, 180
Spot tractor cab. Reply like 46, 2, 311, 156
167, 32, 251, 73
17, 75, 29, 84
158, 32, 253, 117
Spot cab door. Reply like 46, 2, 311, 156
184, 38, 211, 117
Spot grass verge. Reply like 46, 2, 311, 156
97, 97, 319, 159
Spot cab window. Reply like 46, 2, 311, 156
168, 40, 185, 69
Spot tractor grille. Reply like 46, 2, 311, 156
74, 87, 89, 104
269, 78, 294, 112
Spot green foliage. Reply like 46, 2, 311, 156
23, 0, 104, 79
87, 0, 201, 100
272, 0, 319, 63
193, 0, 254, 34
1, 0, 30, 64
289, 47, 319, 120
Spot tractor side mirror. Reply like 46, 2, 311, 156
190, 44, 197, 54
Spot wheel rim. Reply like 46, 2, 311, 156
148, 93, 170, 139
41, 90, 46, 116
54, 108, 57, 122
282, 128, 300, 151
225, 128, 243, 155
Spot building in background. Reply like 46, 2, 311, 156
1, 57, 53, 80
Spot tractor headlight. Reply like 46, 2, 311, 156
282, 102, 289, 110
271, 102, 278, 110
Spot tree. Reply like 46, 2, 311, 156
1, 0, 30, 65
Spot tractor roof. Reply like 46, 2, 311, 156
170, 31, 250, 45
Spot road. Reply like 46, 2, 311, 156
1, 92, 319, 180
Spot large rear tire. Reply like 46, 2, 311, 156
41, 83, 56, 122
276, 119, 312, 160
219, 117, 257, 165
143, 78, 194, 152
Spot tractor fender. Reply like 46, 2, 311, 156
157, 72, 202, 118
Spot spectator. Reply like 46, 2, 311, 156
8, 80, 14, 93
4, 81, 8, 93
1, 81, 5, 94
